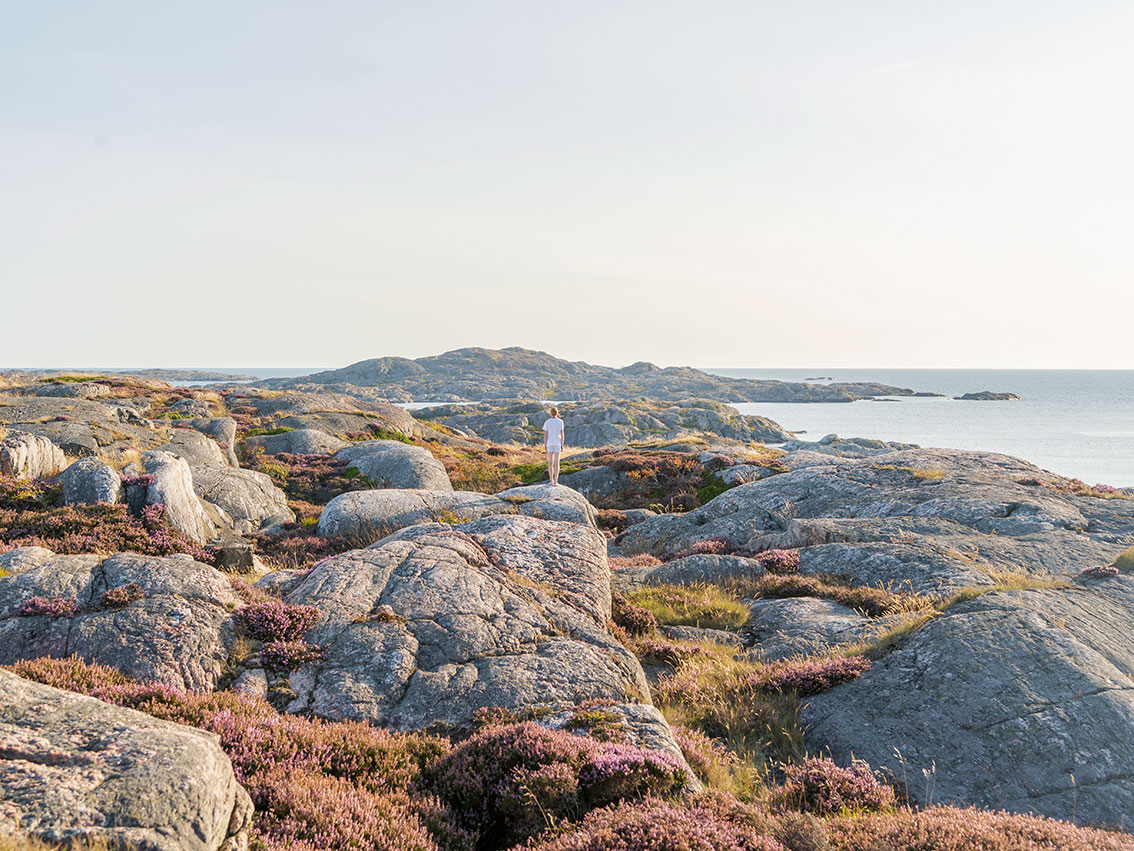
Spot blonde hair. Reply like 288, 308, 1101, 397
549, 406, 559, 417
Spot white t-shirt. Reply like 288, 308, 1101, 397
542, 417, 565, 448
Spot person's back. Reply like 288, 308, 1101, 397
542, 406, 566, 485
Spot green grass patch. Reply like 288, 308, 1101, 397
243, 426, 295, 437
625, 584, 749, 630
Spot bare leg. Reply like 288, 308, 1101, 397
548, 450, 561, 486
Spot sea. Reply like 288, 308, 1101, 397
174, 367, 1134, 488
708, 369, 1134, 488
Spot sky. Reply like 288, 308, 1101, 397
2, 1, 1132, 370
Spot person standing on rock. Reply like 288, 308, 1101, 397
542, 406, 566, 486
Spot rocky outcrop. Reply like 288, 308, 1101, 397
412, 398, 791, 447
0, 551, 240, 690
496, 483, 598, 526
0, 433, 66, 480
412, 399, 793, 449
317, 489, 512, 540
228, 390, 421, 438
615, 447, 1129, 593
778, 434, 919, 457
191, 466, 295, 534
59, 457, 122, 505
335, 440, 452, 490
955, 391, 1020, 401
257, 346, 929, 403
0, 396, 162, 462
142, 451, 216, 544
242, 427, 347, 456
802, 581, 1134, 828
0, 670, 252, 850
284, 515, 650, 732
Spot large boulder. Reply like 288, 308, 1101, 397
285, 515, 650, 732
335, 440, 452, 490
191, 466, 295, 534
802, 581, 1134, 828
59, 457, 122, 505
0, 551, 240, 691
157, 428, 229, 469
0, 433, 66, 480
142, 451, 216, 544
243, 427, 347, 456
317, 489, 511, 540
496, 483, 598, 526
0, 670, 252, 850
746, 597, 890, 660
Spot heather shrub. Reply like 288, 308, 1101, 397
754, 549, 799, 574
611, 591, 659, 636
523, 797, 787, 851
17, 595, 79, 618
0, 475, 215, 563
770, 757, 895, 815
668, 536, 733, 560
234, 600, 320, 641
426, 722, 687, 848
101, 583, 144, 609
251, 768, 440, 851
624, 583, 749, 630
607, 553, 662, 571
6, 657, 453, 851
260, 639, 326, 673
825, 804, 1132, 850
752, 657, 871, 697
1080, 563, 1119, 579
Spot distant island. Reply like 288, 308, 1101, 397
252, 346, 947, 404
954, 391, 1020, 401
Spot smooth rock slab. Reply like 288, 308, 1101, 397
496, 483, 598, 527
801, 582, 1134, 828
0, 552, 240, 691
746, 597, 890, 660
158, 428, 229, 469
0, 670, 252, 850
59, 457, 122, 506
335, 440, 453, 490
243, 427, 347, 456
317, 489, 512, 540
286, 515, 649, 732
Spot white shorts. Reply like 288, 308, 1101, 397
546, 443, 562, 454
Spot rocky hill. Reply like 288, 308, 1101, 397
413, 398, 793, 447
252, 347, 936, 403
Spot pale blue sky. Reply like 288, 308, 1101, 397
2, 2, 1132, 368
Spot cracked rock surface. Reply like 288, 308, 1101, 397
0, 670, 252, 850
0, 552, 238, 691
802, 580, 1134, 827
285, 515, 649, 732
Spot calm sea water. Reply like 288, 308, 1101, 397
707, 369, 1134, 487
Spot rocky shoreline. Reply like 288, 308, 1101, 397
0, 372, 1130, 849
